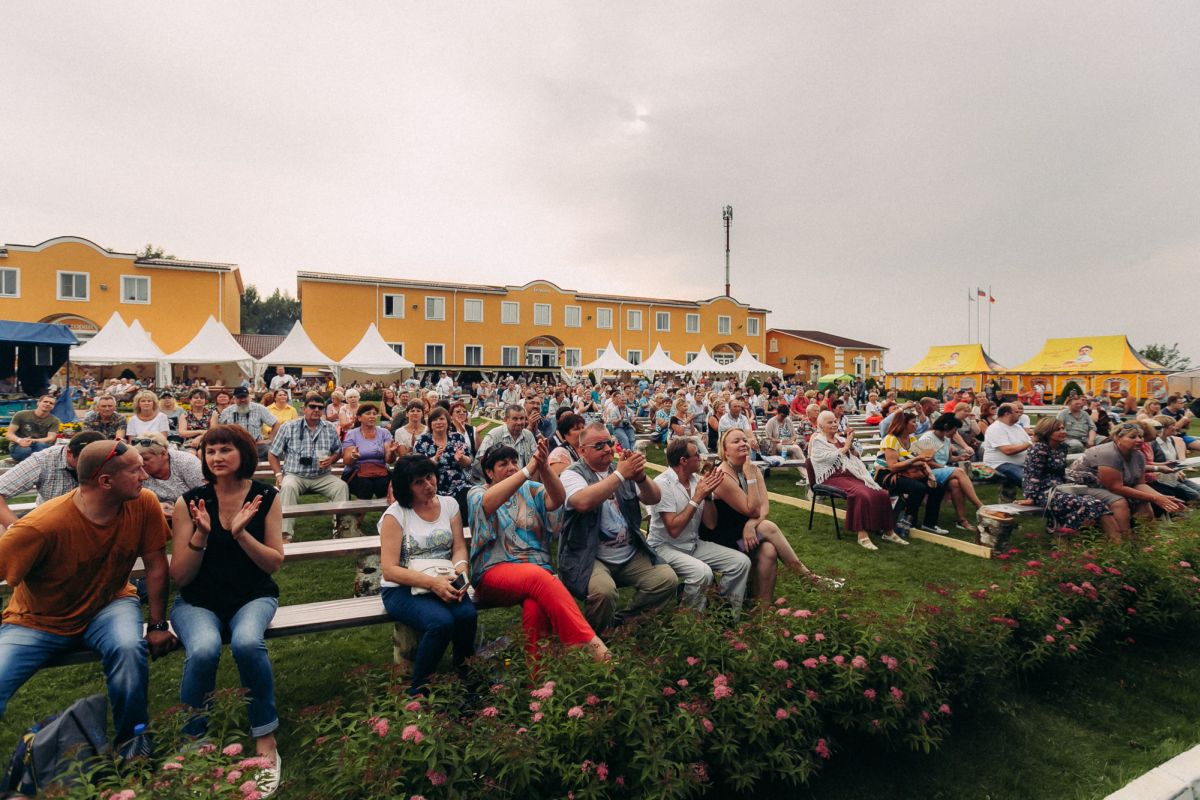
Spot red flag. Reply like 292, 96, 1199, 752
977, 289, 986, 297
989, 293, 996, 304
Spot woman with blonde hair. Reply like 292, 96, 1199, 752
126, 390, 171, 436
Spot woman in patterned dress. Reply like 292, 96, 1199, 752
1021, 416, 1114, 535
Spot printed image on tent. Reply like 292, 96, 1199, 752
889, 344, 1006, 394
1007, 336, 1167, 400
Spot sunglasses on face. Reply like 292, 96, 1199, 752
582, 439, 615, 451
306, 403, 325, 410
90, 441, 130, 480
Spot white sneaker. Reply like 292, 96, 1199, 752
920, 524, 949, 535
258, 752, 281, 797
881, 532, 910, 545
858, 537, 878, 551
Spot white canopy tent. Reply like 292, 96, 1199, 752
728, 348, 783, 382
577, 341, 638, 381
163, 316, 256, 386
1167, 368, 1200, 396
127, 319, 170, 386
638, 344, 686, 378
684, 345, 731, 376
335, 323, 415, 385
255, 322, 337, 383
71, 312, 168, 384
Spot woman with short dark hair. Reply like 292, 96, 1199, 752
341, 403, 397, 500
413, 406, 472, 521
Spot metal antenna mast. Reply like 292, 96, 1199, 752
722, 205, 733, 297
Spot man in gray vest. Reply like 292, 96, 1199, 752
559, 423, 677, 633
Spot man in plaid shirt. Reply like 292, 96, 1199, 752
0, 431, 105, 530
268, 391, 348, 540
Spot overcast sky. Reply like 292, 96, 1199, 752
3, 2, 1197, 371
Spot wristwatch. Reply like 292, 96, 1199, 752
147, 620, 169, 633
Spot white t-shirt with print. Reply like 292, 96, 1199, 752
378, 495, 460, 587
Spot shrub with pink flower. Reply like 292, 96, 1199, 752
567, 706, 584, 719
401, 724, 424, 743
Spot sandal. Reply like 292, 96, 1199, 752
857, 537, 878, 551
955, 519, 975, 531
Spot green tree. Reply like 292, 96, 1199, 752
136, 243, 175, 260
1139, 342, 1192, 371
240, 285, 300, 335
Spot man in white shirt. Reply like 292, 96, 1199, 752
983, 403, 1032, 498
268, 366, 297, 399
718, 400, 760, 455
648, 439, 750, 612
436, 371, 455, 399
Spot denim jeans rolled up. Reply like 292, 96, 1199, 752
170, 594, 279, 738
0, 596, 148, 741
381, 585, 477, 696
610, 423, 636, 452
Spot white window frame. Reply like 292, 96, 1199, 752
463, 298, 483, 323
746, 318, 760, 336
596, 348, 607, 359
595, 307, 613, 329
386, 342, 405, 357
501, 302, 520, 325
501, 346, 520, 366
56, 271, 89, 302
717, 315, 731, 336
564, 348, 582, 367
424, 343, 445, 365
564, 305, 582, 328
870, 357, 880, 375
119, 274, 150, 304
382, 293, 406, 319
627, 309, 643, 331
655, 311, 670, 332
424, 296, 446, 321
685, 313, 700, 333
533, 303, 552, 326
685, 352, 698, 364
853, 357, 865, 377
769, 338, 778, 353
626, 350, 642, 365
0, 268, 20, 298
463, 344, 483, 366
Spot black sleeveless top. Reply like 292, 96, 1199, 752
700, 473, 752, 550
179, 481, 280, 621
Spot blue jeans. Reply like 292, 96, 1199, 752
381, 585, 476, 696
610, 423, 635, 452
992, 462, 1024, 486
0, 597, 147, 741
10, 442, 52, 463
170, 595, 279, 738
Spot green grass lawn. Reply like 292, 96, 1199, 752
3, 428, 1200, 797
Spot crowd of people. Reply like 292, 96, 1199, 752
2, 368, 1198, 795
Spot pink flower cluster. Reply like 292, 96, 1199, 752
814, 739, 831, 759
368, 716, 388, 737
567, 706, 584, 719
530, 680, 556, 700
851, 655, 867, 669
880, 655, 899, 671
712, 674, 733, 700
401, 724, 424, 743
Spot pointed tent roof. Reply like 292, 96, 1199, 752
578, 341, 638, 374
685, 345, 730, 375
127, 319, 167, 358
255, 322, 336, 379
335, 323, 415, 384
70, 312, 138, 365
894, 344, 1005, 375
728, 347, 783, 376
163, 316, 256, 378
638, 344, 686, 375
1009, 336, 1165, 374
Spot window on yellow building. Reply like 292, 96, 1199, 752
501, 302, 519, 324
120, 275, 150, 304
717, 316, 731, 335
870, 357, 879, 375
387, 342, 405, 356
596, 307, 612, 329
685, 313, 699, 333
464, 345, 482, 365
564, 348, 581, 367
685, 352, 697, 363
655, 311, 670, 332
0, 269, 19, 298
57, 271, 88, 301
627, 309, 642, 331
627, 350, 642, 365
534, 304, 552, 326
425, 297, 445, 321
383, 294, 405, 318
463, 299, 483, 322
564, 305, 581, 328
747, 318, 759, 336
501, 346, 519, 366
425, 344, 444, 364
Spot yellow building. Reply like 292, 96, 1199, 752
0, 236, 242, 352
765, 329, 887, 383
298, 273, 769, 370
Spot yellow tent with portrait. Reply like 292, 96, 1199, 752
888, 344, 1005, 394
1006, 335, 1167, 400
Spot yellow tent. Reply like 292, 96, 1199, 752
1006, 336, 1167, 400
888, 344, 1006, 394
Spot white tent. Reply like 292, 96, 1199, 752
1167, 368, 1200, 396
577, 341, 638, 378
163, 316, 256, 386
684, 345, 730, 376
335, 323, 415, 385
255, 322, 337, 383
71, 312, 167, 383
728, 347, 783, 382
638, 344, 686, 377
127, 320, 170, 386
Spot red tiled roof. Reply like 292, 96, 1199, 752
769, 329, 888, 351
233, 333, 285, 359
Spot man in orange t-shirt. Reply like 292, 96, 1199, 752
0, 440, 175, 744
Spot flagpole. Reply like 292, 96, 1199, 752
975, 288, 981, 346
987, 284, 993, 353
967, 288, 971, 343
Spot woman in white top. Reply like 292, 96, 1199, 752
125, 390, 171, 436
378, 455, 476, 696
392, 401, 428, 456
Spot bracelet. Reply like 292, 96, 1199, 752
746, 478, 758, 485
688, 499, 702, 510
520, 466, 532, 480
187, 540, 206, 552
453, 559, 469, 570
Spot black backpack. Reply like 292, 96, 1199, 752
4, 694, 111, 796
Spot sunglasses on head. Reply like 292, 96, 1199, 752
90, 441, 130, 480
129, 438, 160, 448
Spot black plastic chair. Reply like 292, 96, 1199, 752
804, 458, 846, 540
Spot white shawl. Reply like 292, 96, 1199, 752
808, 433, 881, 490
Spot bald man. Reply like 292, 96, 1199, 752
0, 440, 175, 745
